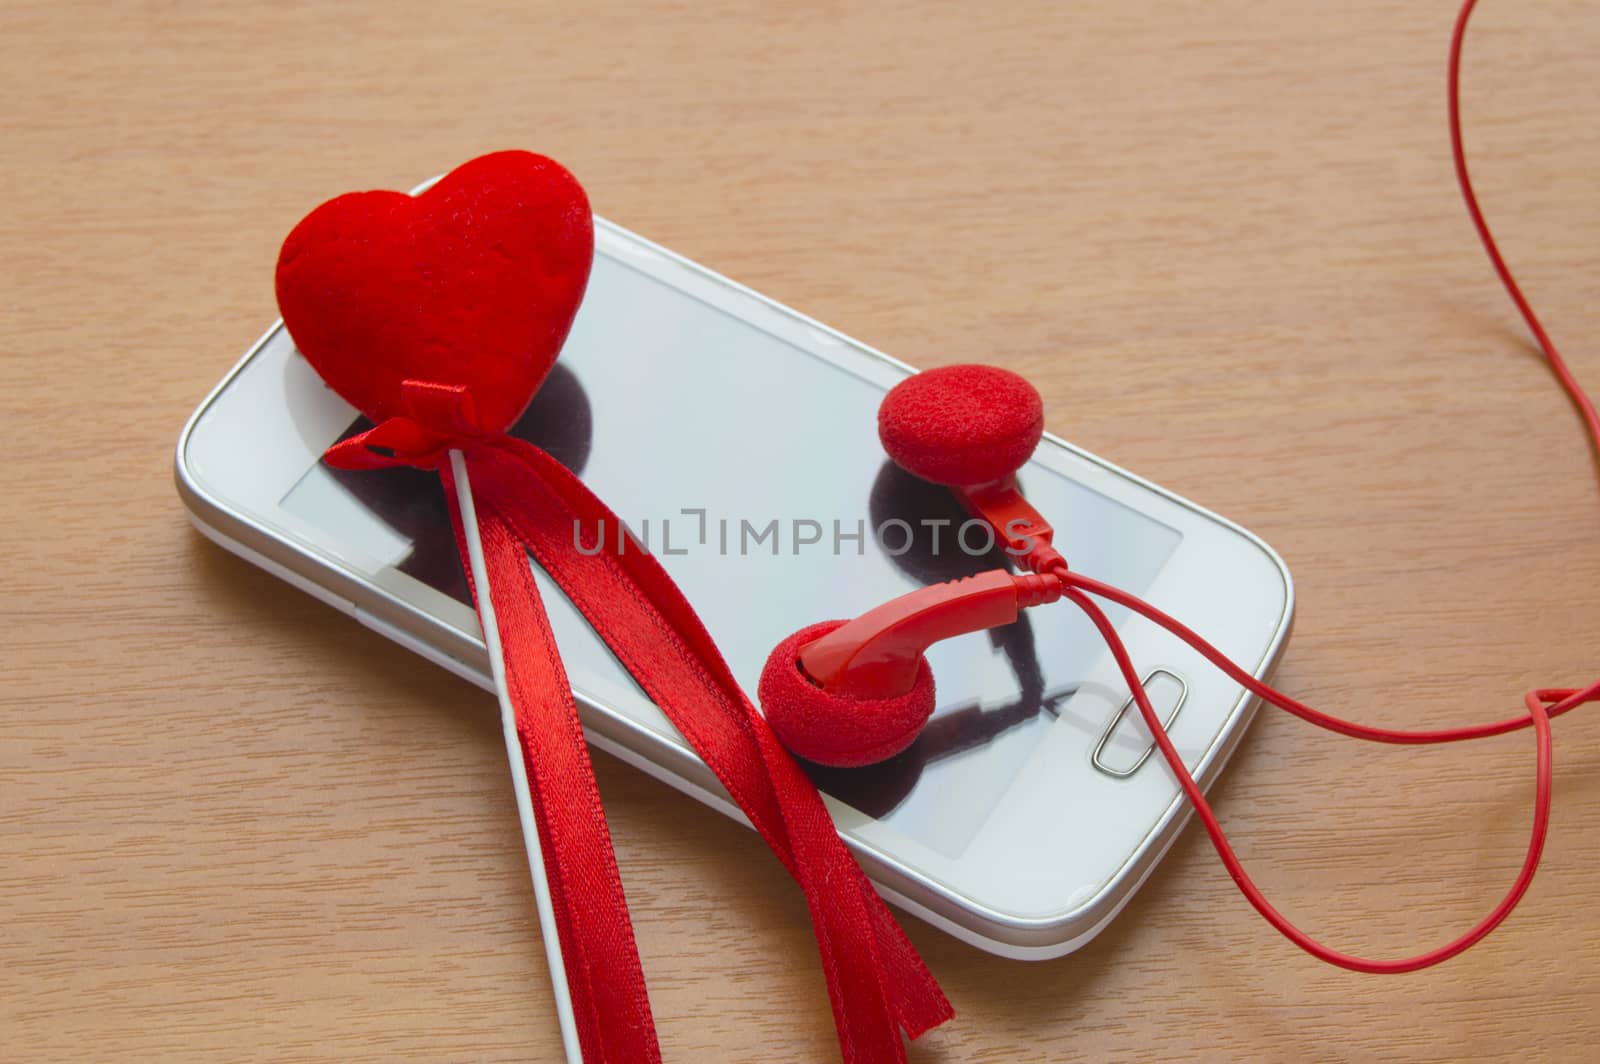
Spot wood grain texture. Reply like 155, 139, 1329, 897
3, 1, 1597, 1060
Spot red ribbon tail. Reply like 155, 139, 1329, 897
443, 460, 662, 1064
464, 439, 953, 1062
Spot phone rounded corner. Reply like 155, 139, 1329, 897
1232, 517, 1296, 651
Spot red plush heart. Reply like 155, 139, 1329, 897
275, 150, 593, 436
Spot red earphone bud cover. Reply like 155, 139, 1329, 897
760, 620, 936, 768
878, 364, 1044, 487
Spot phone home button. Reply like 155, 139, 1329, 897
1091, 668, 1189, 778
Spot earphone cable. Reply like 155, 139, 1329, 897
1038, 0, 1600, 972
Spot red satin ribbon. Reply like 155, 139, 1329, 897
329, 404, 951, 1063
443, 480, 660, 1064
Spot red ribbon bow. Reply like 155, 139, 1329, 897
329, 382, 951, 1063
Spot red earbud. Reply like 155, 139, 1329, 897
758, 620, 936, 768
878, 364, 1064, 573
760, 364, 1063, 767
876, 364, 1044, 487
758, 571, 1063, 767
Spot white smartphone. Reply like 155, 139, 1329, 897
175, 210, 1293, 960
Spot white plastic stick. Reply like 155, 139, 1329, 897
450, 449, 584, 1064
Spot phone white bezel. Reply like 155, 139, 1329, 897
176, 213, 1294, 960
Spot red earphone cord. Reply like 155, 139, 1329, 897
1045, 0, 1600, 974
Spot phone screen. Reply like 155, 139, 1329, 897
281, 252, 1181, 859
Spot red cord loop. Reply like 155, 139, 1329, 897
1054, 567, 1600, 973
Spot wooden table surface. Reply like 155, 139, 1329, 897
4, 1, 1597, 1060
